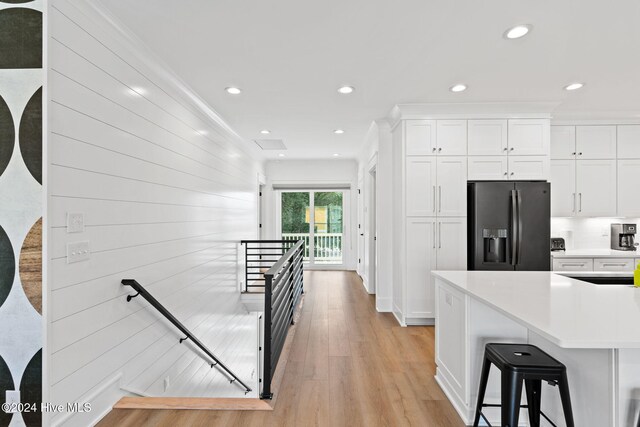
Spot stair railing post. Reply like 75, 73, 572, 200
261, 272, 273, 399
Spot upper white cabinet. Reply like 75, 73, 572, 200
550, 160, 577, 217
437, 157, 467, 217
576, 160, 616, 217
508, 156, 550, 180
405, 120, 436, 155
617, 125, 640, 159
405, 156, 437, 216
508, 119, 550, 155
437, 120, 468, 156
576, 126, 617, 159
468, 120, 508, 155
468, 157, 508, 180
618, 159, 640, 216
550, 126, 576, 159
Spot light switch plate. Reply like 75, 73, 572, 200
67, 241, 90, 264
66, 213, 85, 233
5, 390, 19, 413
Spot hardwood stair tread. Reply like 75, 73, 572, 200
113, 397, 273, 411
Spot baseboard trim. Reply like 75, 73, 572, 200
392, 309, 406, 327
405, 317, 435, 326
113, 397, 273, 411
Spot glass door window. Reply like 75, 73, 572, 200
279, 190, 345, 266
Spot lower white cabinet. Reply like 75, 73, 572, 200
405, 217, 466, 319
594, 258, 635, 271
618, 160, 640, 217
552, 258, 594, 271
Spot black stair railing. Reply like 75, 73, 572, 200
121, 279, 252, 394
259, 239, 304, 399
240, 239, 298, 291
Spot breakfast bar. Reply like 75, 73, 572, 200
432, 271, 640, 427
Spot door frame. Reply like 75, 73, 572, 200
275, 189, 350, 270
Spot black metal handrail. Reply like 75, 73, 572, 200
240, 239, 298, 291
121, 279, 252, 394
260, 239, 304, 399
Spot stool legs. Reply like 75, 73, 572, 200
501, 370, 523, 427
558, 371, 575, 427
524, 379, 542, 427
473, 357, 492, 427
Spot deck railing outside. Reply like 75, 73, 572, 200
281, 232, 342, 263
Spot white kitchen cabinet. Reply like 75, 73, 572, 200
508, 155, 549, 180
436, 120, 467, 156
576, 160, 616, 217
576, 126, 617, 159
405, 156, 437, 216
435, 280, 467, 401
468, 120, 508, 156
437, 218, 467, 269
617, 125, 640, 159
468, 156, 508, 180
550, 160, 577, 217
551, 126, 576, 159
406, 218, 437, 318
437, 157, 467, 217
594, 258, 635, 272
552, 258, 594, 271
508, 119, 550, 156
405, 120, 437, 155
617, 160, 640, 217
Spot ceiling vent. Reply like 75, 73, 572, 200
254, 139, 287, 150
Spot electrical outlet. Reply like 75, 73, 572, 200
66, 241, 90, 264
5, 390, 19, 413
164, 377, 170, 392
66, 212, 85, 233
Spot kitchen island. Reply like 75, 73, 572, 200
432, 271, 640, 426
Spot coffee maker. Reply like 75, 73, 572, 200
611, 223, 638, 251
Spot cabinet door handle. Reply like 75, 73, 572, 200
579, 193, 582, 212
572, 193, 576, 213
438, 147, 442, 152
572, 152, 576, 156
433, 223, 436, 249
433, 185, 436, 213
432, 147, 437, 153
438, 186, 442, 212
503, 147, 508, 152
438, 222, 442, 249
510, 147, 514, 152
602, 263, 628, 267
561, 263, 585, 267
579, 152, 583, 156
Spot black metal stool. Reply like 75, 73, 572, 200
473, 343, 575, 427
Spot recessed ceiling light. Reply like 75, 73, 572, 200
260, 129, 271, 134
334, 129, 345, 134
337, 86, 354, 94
504, 25, 531, 39
450, 84, 467, 93
225, 87, 242, 95
564, 82, 584, 91
333, 153, 340, 157
278, 153, 285, 157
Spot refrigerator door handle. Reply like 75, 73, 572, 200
516, 189, 523, 265
510, 189, 517, 265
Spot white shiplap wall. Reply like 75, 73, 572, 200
47, 1, 262, 425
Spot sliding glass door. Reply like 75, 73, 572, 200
279, 190, 345, 266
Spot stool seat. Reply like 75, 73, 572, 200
485, 343, 565, 372
473, 343, 574, 427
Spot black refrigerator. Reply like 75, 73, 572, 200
467, 181, 550, 271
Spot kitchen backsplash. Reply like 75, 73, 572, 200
551, 217, 640, 250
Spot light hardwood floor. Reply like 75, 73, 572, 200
97, 270, 464, 427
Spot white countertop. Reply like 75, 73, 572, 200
551, 249, 639, 258
432, 270, 640, 349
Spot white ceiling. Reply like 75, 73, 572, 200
95, 0, 640, 159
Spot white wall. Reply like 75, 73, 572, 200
262, 159, 358, 269
356, 121, 393, 312
552, 217, 640, 250
47, 1, 263, 425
